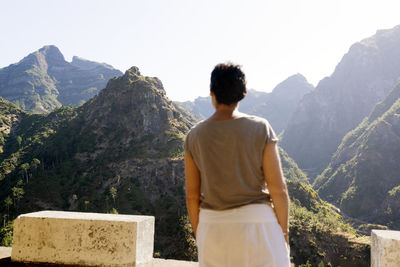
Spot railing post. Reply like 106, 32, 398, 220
11, 211, 154, 266
371, 230, 400, 267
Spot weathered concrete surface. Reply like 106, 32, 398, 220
11, 211, 154, 266
0, 247, 11, 261
371, 230, 400, 267
1, 248, 198, 266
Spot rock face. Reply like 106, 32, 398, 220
281, 148, 370, 267
248, 74, 314, 134
176, 74, 313, 134
0, 97, 21, 153
313, 82, 400, 229
0, 45, 122, 113
176, 95, 212, 120
280, 25, 400, 178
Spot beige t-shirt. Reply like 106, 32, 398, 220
184, 114, 278, 210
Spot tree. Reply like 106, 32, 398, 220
12, 187, 24, 208
4, 196, 12, 216
30, 158, 40, 173
16, 136, 22, 148
109, 208, 118, 214
109, 187, 117, 205
2, 214, 7, 228
20, 163, 29, 183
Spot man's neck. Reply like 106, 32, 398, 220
210, 104, 241, 120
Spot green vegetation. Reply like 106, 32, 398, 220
0, 69, 194, 260
288, 179, 369, 266
278, 149, 370, 266
0, 221, 13, 246
280, 147, 309, 183
388, 185, 400, 197
315, 82, 400, 229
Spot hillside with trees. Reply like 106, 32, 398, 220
314, 81, 400, 230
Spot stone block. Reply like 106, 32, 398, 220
371, 230, 400, 267
11, 211, 154, 266
0, 246, 12, 260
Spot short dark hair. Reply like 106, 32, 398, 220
210, 63, 247, 105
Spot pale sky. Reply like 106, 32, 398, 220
1, 0, 400, 101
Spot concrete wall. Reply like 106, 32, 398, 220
371, 230, 400, 267
8, 210, 198, 267
12, 211, 154, 266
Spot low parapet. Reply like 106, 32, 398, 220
5, 210, 197, 267
371, 229, 400, 267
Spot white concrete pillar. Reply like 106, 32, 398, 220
371, 230, 400, 267
11, 211, 154, 266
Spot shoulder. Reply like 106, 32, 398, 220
187, 119, 208, 135
239, 114, 273, 128
238, 114, 279, 142
185, 119, 210, 144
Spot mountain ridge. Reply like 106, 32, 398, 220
0, 45, 122, 113
313, 81, 400, 229
281, 24, 400, 178
176, 73, 314, 134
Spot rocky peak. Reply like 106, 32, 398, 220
38, 45, 66, 66
118, 66, 165, 94
71, 56, 115, 71
278, 73, 308, 86
271, 73, 313, 98
16, 45, 68, 74
0, 45, 123, 113
280, 24, 400, 178
81, 66, 190, 154
126, 66, 141, 76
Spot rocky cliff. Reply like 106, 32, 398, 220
313, 81, 400, 229
0, 45, 122, 113
281, 25, 400, 179
0, 98, 21, 154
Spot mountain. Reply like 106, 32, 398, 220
176, 95, 212, 120
277, 147, 369, 266
246, 74, 314, 133
176, 74, 314, 134
0, 66, 193, 258
0, 45, 122, 113
281, 25, 400, 179
0, 97, 21, 154
313, 81, 400, 229
0, 68, 368, 264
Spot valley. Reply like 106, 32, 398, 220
2, 24, 400, 265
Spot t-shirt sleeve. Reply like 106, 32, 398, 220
184, 130, 193, 158
265, 120, 279, 144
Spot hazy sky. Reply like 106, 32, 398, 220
1, 0, 400, 101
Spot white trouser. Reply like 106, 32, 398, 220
196, 204, 290, 267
